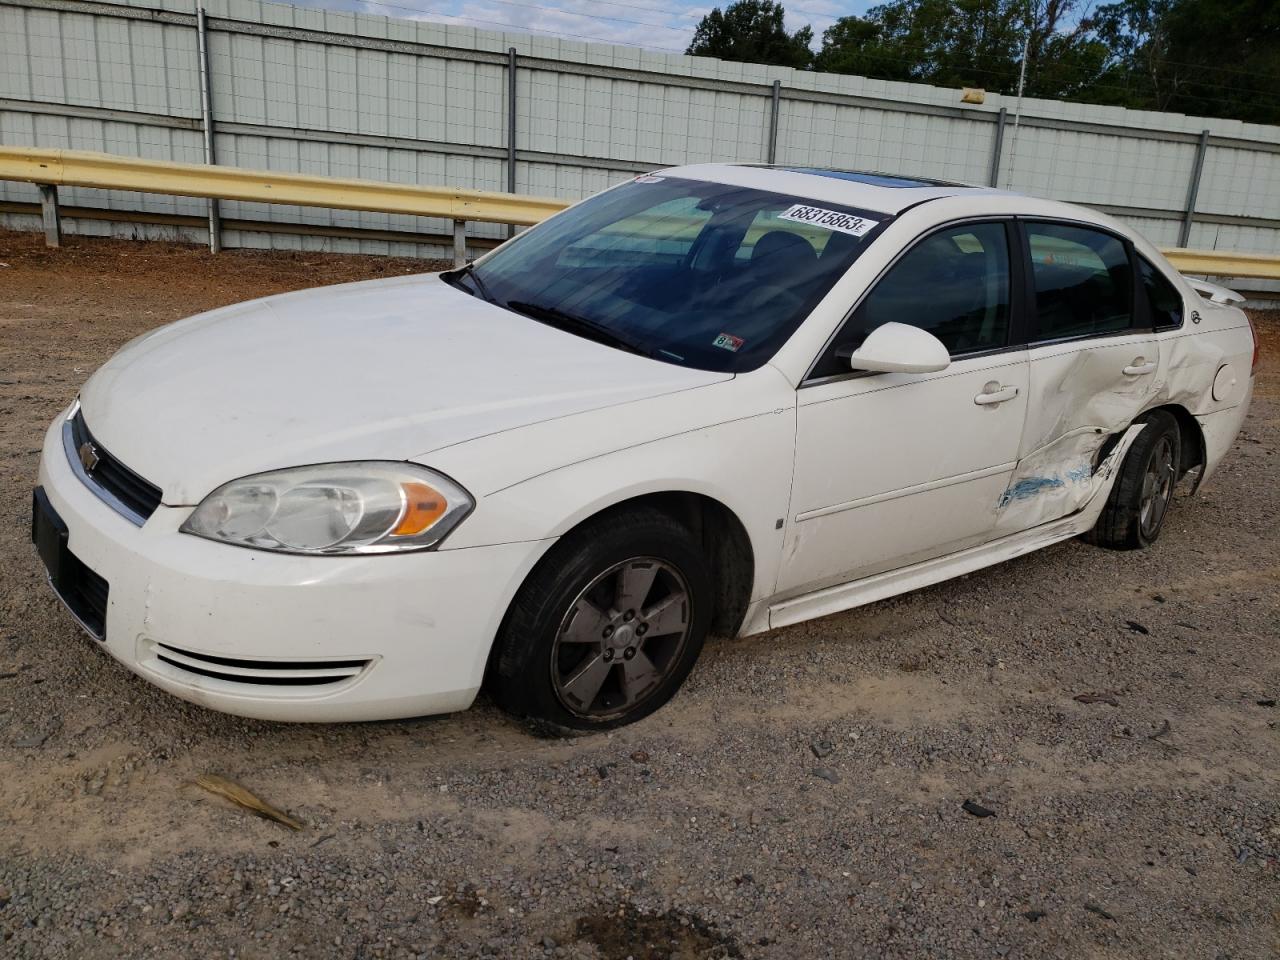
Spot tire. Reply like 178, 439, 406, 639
1086, 409, 1181, 551
488, 507, 713, 731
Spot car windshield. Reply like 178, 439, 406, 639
446, 176, 891, 373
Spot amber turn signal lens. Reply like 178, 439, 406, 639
392, 481, 448, 536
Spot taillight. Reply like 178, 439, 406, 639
1249, 315, 1260, 375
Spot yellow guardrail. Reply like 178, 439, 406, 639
1160, 249, 1280, 281
2, 145, 1277, 281
0, 146, 570, 263
0, 146, 567, 225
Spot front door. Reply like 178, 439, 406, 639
778, 220, 1030, 596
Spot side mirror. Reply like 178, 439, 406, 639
843, 322, 950, 374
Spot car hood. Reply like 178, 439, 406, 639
78, 274, 730, 504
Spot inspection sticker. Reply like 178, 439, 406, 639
634, 175, 665, 183
712, 333, 744, 352
778, 204, 879, 237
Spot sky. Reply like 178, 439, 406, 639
289, 0, 880, 55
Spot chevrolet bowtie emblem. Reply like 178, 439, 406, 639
78, 440, 100, 473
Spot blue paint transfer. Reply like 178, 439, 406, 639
998, 477, 1064, 508
997, 460, 1095, 509
1064, 464, 1093, 484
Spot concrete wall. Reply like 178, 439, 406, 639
2, 0, 1278, 275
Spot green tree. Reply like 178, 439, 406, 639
1093, 0, 1280, 123
814, 0, 1110, 99
687, 0, 1279, 124
686, 0, 814, 70
814, 0, 1023, 89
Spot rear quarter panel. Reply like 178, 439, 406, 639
1152, 300, 1253, 415
1110, 224, 1256, 486
1155, 298, 1255, 487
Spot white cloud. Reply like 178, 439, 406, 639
289, 0, 877, 54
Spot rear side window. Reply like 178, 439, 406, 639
1138, 256, 1184, 330
1026, 222, 1133, 341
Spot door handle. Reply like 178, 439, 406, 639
974, 384, 1019, 405
1123, 359, 1157, 376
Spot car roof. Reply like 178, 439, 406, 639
655, 162, 1015, 216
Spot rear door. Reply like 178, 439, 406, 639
1001, 220, 1161, 530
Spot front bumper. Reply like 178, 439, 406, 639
34, 412, 549, 722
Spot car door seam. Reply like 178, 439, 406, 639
794, 461, 1018, 522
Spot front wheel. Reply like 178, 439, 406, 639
1086, 409, 1182, 550
488, 507, 713, 730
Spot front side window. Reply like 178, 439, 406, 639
1137, 255, 1184, 330
809, 221, 1012, 379
1026, 222, 1133, 341
446, 177, 889, 373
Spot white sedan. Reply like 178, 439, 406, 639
32, 164, 1257, 729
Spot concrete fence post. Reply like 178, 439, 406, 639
766, 80, 781, 164
1179, 129, 1211, 248
196, 4, 221, 253
453, 219, 466, 267
37, 184, 61, 247
506, 47, 518, 240
988, 107, 1007, 187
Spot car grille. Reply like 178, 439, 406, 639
66, 406, 163, 524
151, 643, 371, 687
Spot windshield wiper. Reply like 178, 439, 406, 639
505, 300, 654, 359
445, 262, 497, 305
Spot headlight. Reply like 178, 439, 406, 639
180, 462, 473, 555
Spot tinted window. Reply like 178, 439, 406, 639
1027, 222, 1133, 340
1138, 255, 1183, 329
558, 196, 711, 268
449, 176, 888, 374
735, 207, 833, 260
811, 222, 1011, 378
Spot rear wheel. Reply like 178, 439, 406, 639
1086, 409, 1181, 550
489, 507, 712, 730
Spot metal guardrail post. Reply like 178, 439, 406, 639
507, 47, 517, 240
766, 80, 781, 164
453, 219, 466, 266
196, 4, 221, 253
988, 107, 1007, 187
37, 183, 60, 247
1179, 129, 1210, 249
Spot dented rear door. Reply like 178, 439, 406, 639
1001, 221, 1161, 529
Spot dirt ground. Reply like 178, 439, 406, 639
0, 229, 1276, 960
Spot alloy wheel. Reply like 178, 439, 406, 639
550, 558, 692, 719
1139, 434, 1176, 540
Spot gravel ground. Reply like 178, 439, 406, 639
1, 230, 1277, 960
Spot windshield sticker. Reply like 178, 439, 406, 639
634, 175, 665, 183
712, 333, 744, 352
778, 204, 879, 237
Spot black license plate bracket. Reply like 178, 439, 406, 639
31, 487, 108, 640
32, 487, 69, 583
